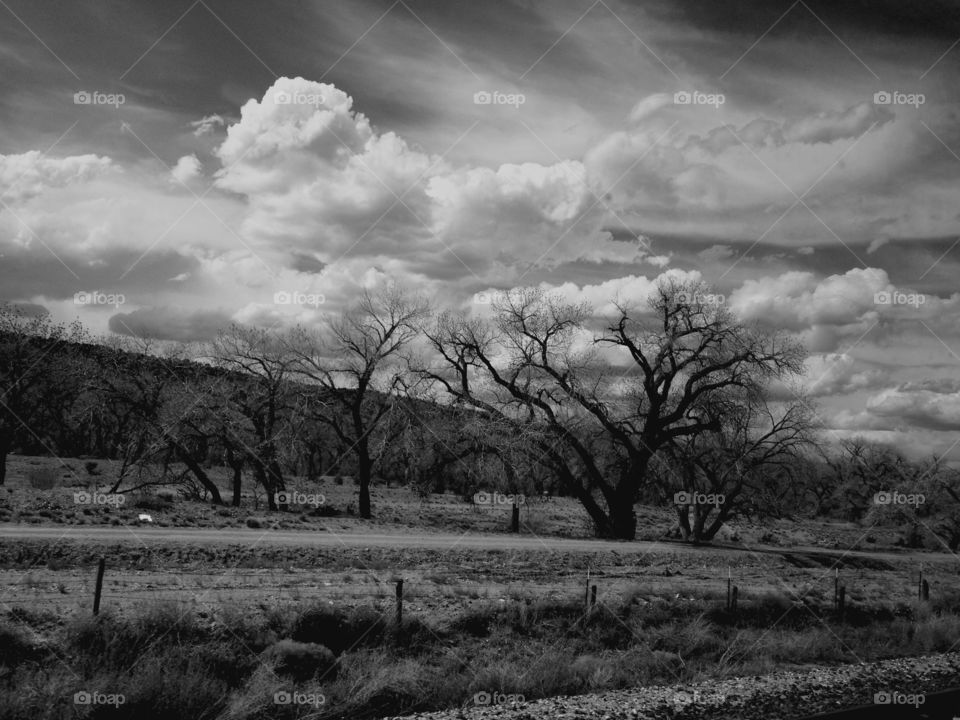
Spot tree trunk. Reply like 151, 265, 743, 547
226, 451, 244, 507
609, 482, 637, 540
0, 433, 9, 486
176, 444, 223, 504
357, 439, 372, 519
676, 505, 692, 540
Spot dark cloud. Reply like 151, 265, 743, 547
651, 0, 960, 43
108, 306, 231, 341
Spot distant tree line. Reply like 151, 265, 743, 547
1, 280, 957, 544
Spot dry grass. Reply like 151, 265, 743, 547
2, 591, 959, 720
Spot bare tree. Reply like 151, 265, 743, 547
0, 305, 87, 485
287, 284, 429, 519
420, 279, 805, 539
210, 325, 300, 510
654, 393, 815, 542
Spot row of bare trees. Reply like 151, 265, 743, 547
5, 280, 953, 542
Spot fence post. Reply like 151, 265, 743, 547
727, 567, 731, 611
584, 567, 590, 612
93, 556, 106, 616
590, 584, 597, 610
921, 579, 930, 602
511, 502, 520, 534
834, 568, 839, 610
918, 566, 923, 601
838, 585, 846, 620
729, 586, 738, 614
395, 579, 403, 625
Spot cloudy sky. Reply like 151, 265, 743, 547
2, 0, 960, 461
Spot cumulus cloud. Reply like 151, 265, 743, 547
867, 380, 960, 431
191, 114, 226, 136
801, 353, 886, 396
690, 102, 895, 155
171, 154, 202, 185
728, 268, 888, 331
211, 77, 604, 281
0, 151, 112, 203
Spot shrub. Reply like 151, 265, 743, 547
263, 639, 337, 681
133, 493, 173, 511
245, 517, 264, 529
0, 623, 39, 668
25, 468, 59, 490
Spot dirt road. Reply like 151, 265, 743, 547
0, 524, 950, 565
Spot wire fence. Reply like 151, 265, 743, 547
0, 558, 947, 621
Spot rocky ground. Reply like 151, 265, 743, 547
386, 652, 960, 720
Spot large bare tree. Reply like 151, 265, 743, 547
421, 279, 806, 539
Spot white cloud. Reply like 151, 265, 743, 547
0, 151, 112, 203
171, 154, 202, 185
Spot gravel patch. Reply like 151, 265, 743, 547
388, 652, 960, 720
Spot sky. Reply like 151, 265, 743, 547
1, 0, 960, 462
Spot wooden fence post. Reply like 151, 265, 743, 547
921, 579, 930, 602
395, 579, 403, 625
729, 586, 738, 614
93, 557, 105, 616
511, 502, 520, 533
590, 584, 597, 610
584, 567, 591, 612
838, 585, 846, 620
